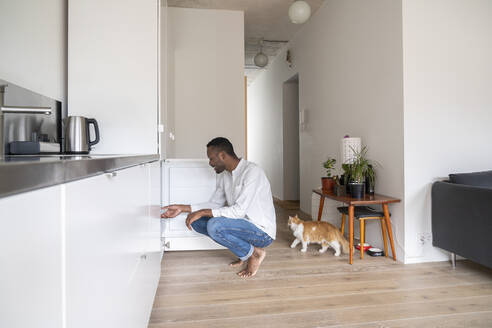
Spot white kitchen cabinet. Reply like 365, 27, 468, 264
65, 164, 161, 328
0, 161, 160, 328
161, 159, 225, 250
148, 162, 163, 260
0, 186, 63, 328
68, 0, 159, 155
131, 161, 162, 325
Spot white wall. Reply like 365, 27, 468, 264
248, 64, 285, 200
402, 0, 492, 263
0, 0, 67, 103
248, 0, 405, 259
68, 0, 159, 154
166, 8, 245, 159
282, 79, 300, 201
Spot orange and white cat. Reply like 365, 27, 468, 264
288, 215, 350, 256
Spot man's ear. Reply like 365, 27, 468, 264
218, 150, 226, 161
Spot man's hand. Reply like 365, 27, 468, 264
161, 204, 191, 218
185, 209, 213, 230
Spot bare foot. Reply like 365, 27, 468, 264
237, 247, 266, 278
229, 259, 244, 267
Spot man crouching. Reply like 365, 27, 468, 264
161, 137, 276, 278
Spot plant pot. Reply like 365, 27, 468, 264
341, 173, 353, 194
334, 184, 346, 196
321, 177, 335, 193
348, 182, 365, 199
365, 176, 375, 195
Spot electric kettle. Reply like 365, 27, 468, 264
64, 116, 100, 154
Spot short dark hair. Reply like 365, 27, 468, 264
207, 137, 237, 158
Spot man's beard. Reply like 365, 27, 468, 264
213, 165, 225, 174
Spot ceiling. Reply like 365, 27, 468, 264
166, 0, 324, 84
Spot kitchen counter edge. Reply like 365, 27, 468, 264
0, 154, 160, 199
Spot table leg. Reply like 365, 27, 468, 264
360, 219, 365, 260
380, 219, 388, 258
317, 195, 325, 221
383, 204, 396, 261
349, 205, 354, 264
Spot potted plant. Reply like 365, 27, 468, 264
348, 146, 370, 199
321, 157, 336, 193
341, 163, 351, 194
365, 164, 376, 195
333, 175, 345, 196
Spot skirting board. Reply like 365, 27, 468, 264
163, 236, 226, 251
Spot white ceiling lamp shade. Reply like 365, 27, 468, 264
254, 39, 268, 68
254, 52, 268, 67
288, 1, 311, 24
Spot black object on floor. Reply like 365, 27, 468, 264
367, 248, 384, 257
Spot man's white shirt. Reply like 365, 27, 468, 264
191, 159, 276, 239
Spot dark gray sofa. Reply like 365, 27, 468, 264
432, 170, 492, 269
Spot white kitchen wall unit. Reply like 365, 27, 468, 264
160, 2, 168, 156
161, 159, 225, 250
0, 186, 63, 328
0, 162, 161, 328
68, 0, 160, 155
0, 0, 66, 105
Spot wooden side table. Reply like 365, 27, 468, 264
313, 189, 401, 264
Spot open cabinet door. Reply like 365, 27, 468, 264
161, 160, 225, 250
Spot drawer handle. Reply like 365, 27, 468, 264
140, 254, 147, 260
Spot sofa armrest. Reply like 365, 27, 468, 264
432, 181, 492, 268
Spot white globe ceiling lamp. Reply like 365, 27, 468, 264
254, 39, 268, 68
288, 0, 311, 24
254, 52, 268, 68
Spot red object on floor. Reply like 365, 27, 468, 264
355, 243, 371, 252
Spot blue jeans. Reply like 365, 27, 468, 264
191, 217, 273, 261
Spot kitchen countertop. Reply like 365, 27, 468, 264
0, 154, 160, 199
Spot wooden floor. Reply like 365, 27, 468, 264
149, 202, 492, 327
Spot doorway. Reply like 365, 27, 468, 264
282, 74, 300, 201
